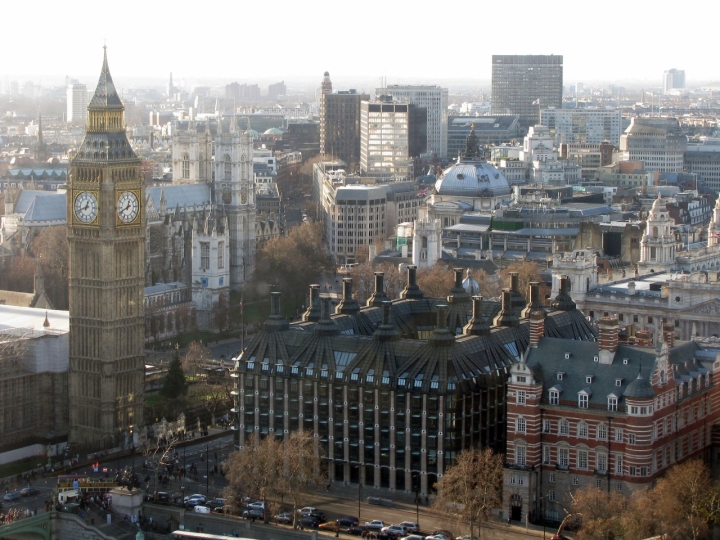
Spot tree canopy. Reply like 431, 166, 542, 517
161, 352, 188, 400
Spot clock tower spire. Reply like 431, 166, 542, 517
67, 48, 145, 449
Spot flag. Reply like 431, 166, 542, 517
418, 188, 428, 197
532, 99, 540, 105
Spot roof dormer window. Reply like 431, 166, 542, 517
557, 372, 565, 381
616, 378, 623, 387
586, 376, 594, 384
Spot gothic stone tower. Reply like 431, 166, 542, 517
214, 114, 256, 289
67, 48, 145, 448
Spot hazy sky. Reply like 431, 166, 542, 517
2, 0, 715, 89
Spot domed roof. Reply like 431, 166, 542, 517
248, 129, 260, 138
263, 127, 284, 135
435, 160, 511, 198
462, 269, 480, 294
624, 371, 655, 399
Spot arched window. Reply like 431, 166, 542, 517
182, 153, 190, 179
224, 154, 231, 181
652, 226, 658, 238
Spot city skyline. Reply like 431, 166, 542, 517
1, 0, 717, 87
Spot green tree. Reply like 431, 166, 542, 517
161, 352, 188, 400
433, 448, 504, 540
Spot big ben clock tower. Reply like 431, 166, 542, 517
68, 48, 145, 448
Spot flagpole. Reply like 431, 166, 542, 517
240, 293, 244, 353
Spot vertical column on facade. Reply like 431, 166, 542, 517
496, 375, 506, 450
313, 381, 320, 459
283, 379, 289, 442
343, 385, 350, 483
389, 390, 397, 490
374, 388, 381, 488
238, 374, 246, 448
460, 395, 467, 451
268, 376, 275, 436
404, 392, 412, 492
421, 394, 428, 496
358, 387, 365, 483
298, 385, 304, 434
437, 395, 445, 478
328, 382, 334, 482
253, 375, 260, 440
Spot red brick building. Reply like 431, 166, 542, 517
503, 309, 720, 524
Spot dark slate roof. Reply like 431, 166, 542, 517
525, 339, 701, 407
624, 372, 655, 399
89, 48, 123, 109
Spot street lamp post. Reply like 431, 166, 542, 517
205, 442, 209, 495
413, 473, 420, 530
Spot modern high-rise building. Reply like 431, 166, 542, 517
66, 83, 88, 124
663, 69, 685, 94
619, 117, 687, 173
268, 81, 286, 100
319, 73, 368, 168
685, 138, 720, 191
360, 96, 426, 180
376, 85, 448, 159
540, 108, 623, 146
491, 55, 563, 129
67, 48, 145, 448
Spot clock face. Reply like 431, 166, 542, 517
74, 191, 98, 223
117, 191, 140, 223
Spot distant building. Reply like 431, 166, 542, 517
225, 82, 260, 101
268, 81, 286, 100
685, 139, 720, 192
447, 116, 521, 159
619, 117, 687, 173
66, 84, 87, 124
319, 73, 368, 169
377, 85, 449, 159
540, 108, 623, 146
663, 69, 685, 94
560, 142, 616, 179
595, 161, 656, 188
360, 97, 426, 180
492, 55, 563, 128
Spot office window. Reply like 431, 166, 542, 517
572, 475, 579, 486
182, 153, 190, 179
608, 397, 618, 412
548, 490, 556, 502
516, 417, 526, 434
515, 445, 526, 466
558, 448, 569, 467
578, 422, 588, 438
517, 390, 526, 405
559, 419, 569, 435
579, 394, 589, 409
628, 433, 636, 445
597, 423, 607, 440
578, 450, 588, 470
615, 454, 623, 474
597, 452, 607, 473
549, 472, 555, 483
615, 428, 623, 442
200, 242, 210, 270
543, 445, 551, 465
543, 419, 551, 433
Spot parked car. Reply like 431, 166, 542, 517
298, 506, 319, 516
299, 516, 321, 528
365, 520, 385, 530
400, 523, 419, 534
337, 516, 360, 527
273, 512, 293, 525
320, 521, 341, 532
248, 500, 265, 510
21, 487, 39, 497
3, 492, 21, 502
382, 525, 407, 536
348, 526, 365, 536
428, 531, 453, 540
185, 495, 206, 508
206, 498, 226, 510
243, 508, 264, 520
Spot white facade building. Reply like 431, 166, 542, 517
172, 120, 213, 184
376, 85, 448, 159
663, 69, 685, 94
190, 212, 230, 330
360, 99, 414, 180
66, 84, 88, 124
619, 117, 687, 173
540, 107, 623, 146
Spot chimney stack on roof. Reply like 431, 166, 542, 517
400, 265, 424, 300
521, 281, 545, 318
551, 276, 576, 311
302, 284, 321, 322
662, 322, 675, 348
336, 278, 360, 315
598, 315, 619, 364
265, 291, 289, 332
464, 296, 490, 336
529, 309, 546, 348
428, 304, 455, 347
367, 272, 389, 306
509, 272, 526, 312
493, 289, 519, 328
314, 295, 339, 337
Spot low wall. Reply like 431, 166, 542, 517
143, 503, 335, 540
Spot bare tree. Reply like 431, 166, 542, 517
189, 382, 232, 427
143, 432, 180, 500
433, 448, 504, 540
183, 341, 213, 380
566, 487, 625, 540
416, 262, 454, 298
224, 433, 284, 523
31, 225, 69, 309
282, 432, 324, 528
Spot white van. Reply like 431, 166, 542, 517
194, 505, 210, 514
58, 490, 79, 504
